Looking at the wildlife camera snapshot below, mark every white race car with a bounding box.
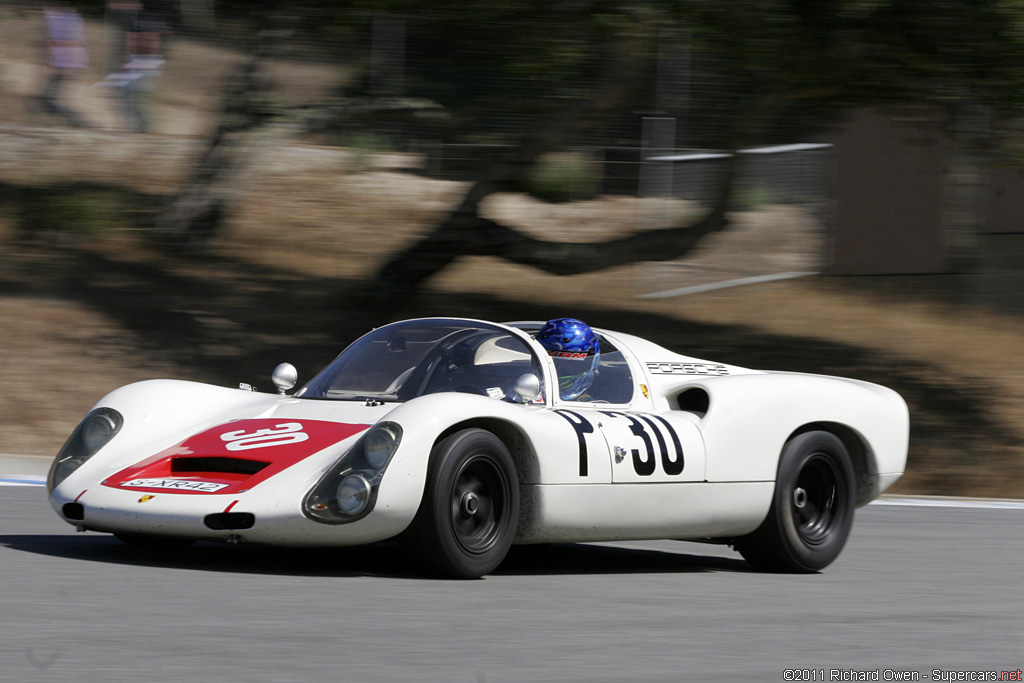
[48,318,908,578]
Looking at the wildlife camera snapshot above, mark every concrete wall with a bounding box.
[830,111,949,275]
[988,168,1024,235]
[980,169,1024,313]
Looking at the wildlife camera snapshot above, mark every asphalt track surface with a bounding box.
[2,486,1021,683]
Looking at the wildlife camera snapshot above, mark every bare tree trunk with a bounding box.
[155,23,280,249]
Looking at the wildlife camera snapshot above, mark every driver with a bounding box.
[536,318,600,400]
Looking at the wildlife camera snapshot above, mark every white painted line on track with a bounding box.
[0,454,50,485]
[0,476,46,487]
[871,496,1024,510]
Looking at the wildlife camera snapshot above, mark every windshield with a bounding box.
[297,319,545,403]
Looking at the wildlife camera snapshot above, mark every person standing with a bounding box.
[104,3,166,132]
[105,1,142,74]
[38,0,89,127]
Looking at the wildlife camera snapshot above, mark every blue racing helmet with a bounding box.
[536,318,600,400]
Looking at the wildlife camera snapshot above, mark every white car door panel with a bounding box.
[551,408,613,483]
[597,410,706,483]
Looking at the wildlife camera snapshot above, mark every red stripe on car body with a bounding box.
[102,419,369,495]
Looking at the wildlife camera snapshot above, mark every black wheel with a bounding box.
[114,533,195,549]
[735,431,855,572]
[405,428,519,578]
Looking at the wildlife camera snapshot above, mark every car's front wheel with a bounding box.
[405,428,519,579]
[735,430,855,572]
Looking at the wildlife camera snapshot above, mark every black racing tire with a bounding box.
[114,533,195,549]
[405,428,519,579]
[735,430,855,573]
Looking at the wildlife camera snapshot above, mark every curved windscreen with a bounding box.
[297,319,545,403]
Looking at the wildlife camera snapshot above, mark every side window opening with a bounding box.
[578,335,634,404]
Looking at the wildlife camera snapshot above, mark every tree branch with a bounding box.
[477,211,726,275]
[372,21,655,289]
[475,158,734,274]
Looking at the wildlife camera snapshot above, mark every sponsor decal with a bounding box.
[549,350,590,359]
[486,387,506,400]
[645,361,729,376]
[124,478,229,492]
[138,494,156,503]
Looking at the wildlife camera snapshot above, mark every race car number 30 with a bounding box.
[219,422,308,451]
[555,409,685,478]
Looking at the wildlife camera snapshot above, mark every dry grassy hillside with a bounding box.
[2,6,1023,497]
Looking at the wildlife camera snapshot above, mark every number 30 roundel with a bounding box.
[220,422,309,451]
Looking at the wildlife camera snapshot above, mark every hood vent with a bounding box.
[171,457,268,475]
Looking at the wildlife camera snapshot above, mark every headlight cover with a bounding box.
[47,408,123,493]
[337,474,372,515]
[364,423,401,468]
[303,422,403,524]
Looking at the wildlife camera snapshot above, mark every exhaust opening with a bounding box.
[204,512,256,530]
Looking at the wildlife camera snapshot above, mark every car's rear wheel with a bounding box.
[735,430,855,572]
[405,428,519,579]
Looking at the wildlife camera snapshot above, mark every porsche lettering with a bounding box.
[646,362,729,376]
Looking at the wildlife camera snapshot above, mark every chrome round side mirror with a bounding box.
[513,373,541,403]
[272,363,298,395]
